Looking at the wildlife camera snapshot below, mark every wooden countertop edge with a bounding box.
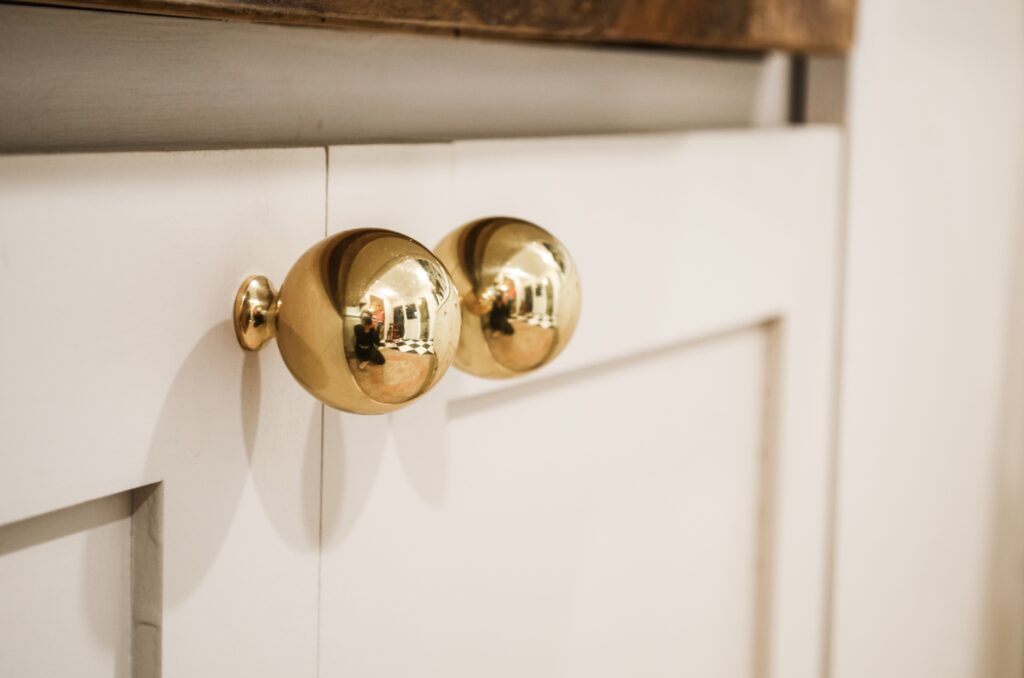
[7,0,854,54]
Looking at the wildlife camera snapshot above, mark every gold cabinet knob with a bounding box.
[435,217,581,379]
[233,229,462,414]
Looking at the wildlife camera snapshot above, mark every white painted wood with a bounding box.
[0,131,841,678]
[323,128,841,678]
[0,492,132,677]
[0,149,326,676]
[0,5,787,153]
[830,1,1024,677]
[324,327,768,678]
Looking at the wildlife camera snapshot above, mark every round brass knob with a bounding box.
[435,217,581,379]
[233,229,462,414]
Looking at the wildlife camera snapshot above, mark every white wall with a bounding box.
[832,1,1024,677]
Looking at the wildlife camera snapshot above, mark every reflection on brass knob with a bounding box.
[233,229,462,414]
[435,217,581,379]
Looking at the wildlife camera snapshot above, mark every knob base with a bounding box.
[234,275,279,351]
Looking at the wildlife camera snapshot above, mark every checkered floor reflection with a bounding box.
[383,338,435,355]
[511,314,557,330]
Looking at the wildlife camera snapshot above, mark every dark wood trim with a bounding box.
[11,0,854,53]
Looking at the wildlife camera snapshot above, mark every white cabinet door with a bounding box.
[0,149,325,677]
[321,128,841,678]
[0,129,840,678]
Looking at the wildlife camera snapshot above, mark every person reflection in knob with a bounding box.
[489,289,515,337]
[354,310,386,371]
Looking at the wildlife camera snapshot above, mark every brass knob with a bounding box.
[233,229,462,414]
[435,217,581,379]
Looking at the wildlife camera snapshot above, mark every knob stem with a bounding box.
[233,275,279,351]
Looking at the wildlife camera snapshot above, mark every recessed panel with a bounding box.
[0,492,133,677]
[320,327,768,677]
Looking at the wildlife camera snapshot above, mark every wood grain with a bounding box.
[15,0,854,52]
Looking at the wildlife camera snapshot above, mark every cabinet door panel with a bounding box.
[0,149,325,676]
[323,129,841,678]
